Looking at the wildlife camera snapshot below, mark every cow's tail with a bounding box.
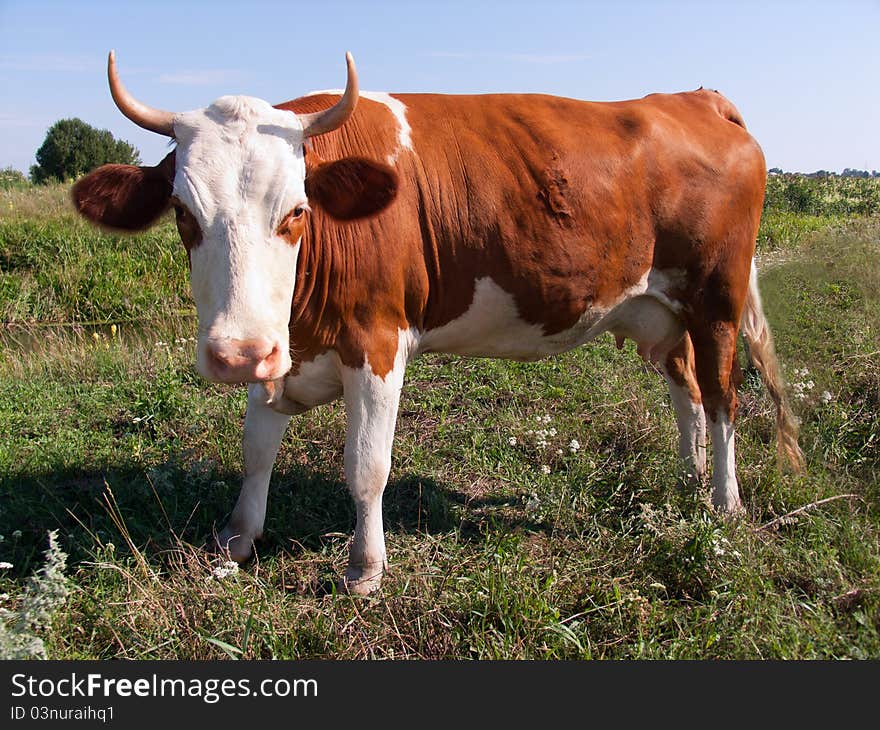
[740,259,805,472]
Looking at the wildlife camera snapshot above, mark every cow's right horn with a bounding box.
[107,50,175,137]
[298,52,359,138]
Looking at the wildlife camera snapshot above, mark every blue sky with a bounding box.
[1,0,878,174]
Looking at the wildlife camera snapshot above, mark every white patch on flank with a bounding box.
[173,95,307,379]
[306,89,412,164]
[417,269,686,362]
[418,278,559,360]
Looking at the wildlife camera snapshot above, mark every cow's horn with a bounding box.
[298,52,359,138]
[107,50,175,137]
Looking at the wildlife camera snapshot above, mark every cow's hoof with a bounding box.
[712,496,744,515]
[214,527,257,564]
[338,563,386,596]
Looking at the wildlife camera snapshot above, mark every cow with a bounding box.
[73,51,804,594]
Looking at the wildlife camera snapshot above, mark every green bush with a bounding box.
[764,174,880,217]
[0,167,30,191]
[29,118,140,185]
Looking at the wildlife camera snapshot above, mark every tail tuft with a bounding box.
[741,260,806,473]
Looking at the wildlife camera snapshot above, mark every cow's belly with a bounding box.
[416,272,685,362]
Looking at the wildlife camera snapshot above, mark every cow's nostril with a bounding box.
[208,343,233,371]
[264,343,281,366]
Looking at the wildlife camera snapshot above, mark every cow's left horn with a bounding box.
[107,50,175,137]
[298,52,359,138]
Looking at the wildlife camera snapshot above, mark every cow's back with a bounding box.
[281,88,765,365]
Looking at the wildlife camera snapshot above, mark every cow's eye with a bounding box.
[293,206,306,218]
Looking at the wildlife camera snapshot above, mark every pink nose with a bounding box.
[206,338,283,383]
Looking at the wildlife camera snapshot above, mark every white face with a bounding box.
[171,96,308,382]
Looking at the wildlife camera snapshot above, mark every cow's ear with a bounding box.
[305,156,398,221]
[72,152,174,232]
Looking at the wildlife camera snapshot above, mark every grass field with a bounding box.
[0,177,878,659]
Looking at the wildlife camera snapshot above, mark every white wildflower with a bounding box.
[540,465,551,475]
[11,531,21,539]
[508,436,517,446]
[556,449,563,456]
[820,391,833,404]
[548,428,557,437]
[0,562,12,570]
[569,439,581,453]
[211,561,239,580]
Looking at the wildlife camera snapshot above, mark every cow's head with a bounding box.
[73,51,397,383]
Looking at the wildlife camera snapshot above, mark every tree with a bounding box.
[29,118,140,184]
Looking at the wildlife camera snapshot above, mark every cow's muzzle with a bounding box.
[204,337,287,383]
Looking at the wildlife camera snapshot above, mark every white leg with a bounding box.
[217,383,291,562]
[339,357,406,595]
[661,369,707,483]
[709,409,741,512]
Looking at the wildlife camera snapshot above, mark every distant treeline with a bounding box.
[769,167,880,179]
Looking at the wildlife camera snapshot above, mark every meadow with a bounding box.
[0,175,878,659]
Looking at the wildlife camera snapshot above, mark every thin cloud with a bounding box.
[426,51,592,64]
[0,54,100,73]
[0,113,42,128]
[425,51,473,59]
[158,69,248,86]
[506,53,592,64]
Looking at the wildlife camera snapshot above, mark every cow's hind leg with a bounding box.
[661,334,707,485]
[217,383,292,562]
[339,355,406,595]
[688,318,743,513]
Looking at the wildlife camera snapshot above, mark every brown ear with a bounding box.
[71,152,174,232]
[305,156,398,221]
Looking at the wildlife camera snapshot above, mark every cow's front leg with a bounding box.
[217,382,292,562]
[340,361,405,595]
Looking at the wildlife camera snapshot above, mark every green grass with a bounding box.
[1,184,191,325]
[0,179,878,659]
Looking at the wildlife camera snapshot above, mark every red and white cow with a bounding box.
[74,51,803,593]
